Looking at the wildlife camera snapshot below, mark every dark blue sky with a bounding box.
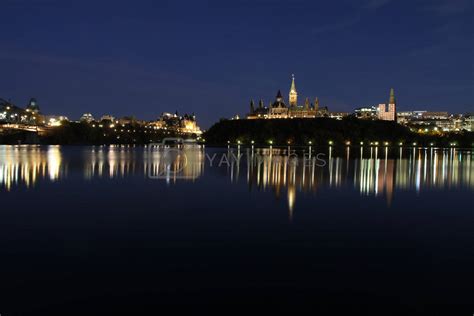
[1,0,473,127]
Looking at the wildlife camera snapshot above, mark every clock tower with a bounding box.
[289,74,298,107]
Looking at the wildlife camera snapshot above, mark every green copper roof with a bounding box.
[290,74,296,92]
[389,88,396,104]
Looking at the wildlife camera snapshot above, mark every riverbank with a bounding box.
[1,118,473,147]
[203,117,474,148]
[0,121,189,145]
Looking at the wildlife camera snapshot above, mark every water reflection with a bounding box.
[242,146,472,212]
[0,145,472,211]
[0,145,63,190]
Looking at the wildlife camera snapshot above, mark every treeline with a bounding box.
[42,121,183,145]
[204,117,474,147]
[0,122,181,145]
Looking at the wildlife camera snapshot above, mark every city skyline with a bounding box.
[1,1,473,313]
[1,0,473,127]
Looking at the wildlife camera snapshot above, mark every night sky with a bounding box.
[1,0,473,128]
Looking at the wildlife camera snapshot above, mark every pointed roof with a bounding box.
[290,74,296,92]
[389,88,396,104]
[276,90,283,99]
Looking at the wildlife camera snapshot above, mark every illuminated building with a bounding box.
[100,115,115,122]
[148,112,202,135]
[80,113,95,123]
[26,98,40,114]
[377,88,397,121]
[44,115,69,127]
[329,112,350,120]
[464,115,473,131]
[355,106,378,120]
[247,75,325,119]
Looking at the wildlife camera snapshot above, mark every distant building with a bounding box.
[396,110,471,132]
[421,112,449,119]
[100,115,115,122]
[117,116,145,126]
[26,98,40,114]
[44,115,69,127]
[148,112,202,135]
[355,106,378,120]
[329,112,350,120]
[463,114,473,132]
[377,88,397,121]
[80,113,95,123]
[247,75,324,119]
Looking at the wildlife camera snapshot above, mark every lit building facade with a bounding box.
[148,112,202,135]
[355,106,378,120]
[80,113,95,123]
[247,75,326,119]
[377,88,397,121]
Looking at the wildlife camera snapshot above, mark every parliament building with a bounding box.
[247,75,328,119]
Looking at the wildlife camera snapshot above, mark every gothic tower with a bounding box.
[289,74,298,107]
[314,97,319,112]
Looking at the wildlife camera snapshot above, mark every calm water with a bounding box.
[0,145,473,314]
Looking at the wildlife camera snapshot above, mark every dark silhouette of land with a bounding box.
[204,117,474,147]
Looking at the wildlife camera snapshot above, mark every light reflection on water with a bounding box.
[0,145,472,210]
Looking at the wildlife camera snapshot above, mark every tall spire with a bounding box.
[250,99,255,113]
[314,97,319,111]
[289,74,298,107]
[389,88,396,105]
[290,74,296,92]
